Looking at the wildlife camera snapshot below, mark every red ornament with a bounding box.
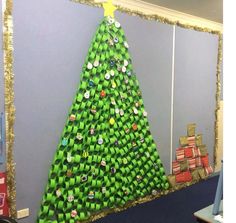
[100,90,106,98]
[132,123,138,131]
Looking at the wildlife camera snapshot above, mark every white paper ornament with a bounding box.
[68,195,74,202]
[87,62,93,70]
[133,107,138,115]
[105,73,110,80]
[93,60,99,67]
[111,99,116,105]
[110,70,115,76]
[98,138,103,145]
[143,111,148,117]
[102,187,106,193]
[124,41,129,48]
[84,91,90,99]
[67,153,72,163]
[56,189,62,197]
[120,109,124,116]
[122,66,127,73]
[108,17,115,24]
[115,21,121,28]
[124,60,129,67]
[115,108,120,114]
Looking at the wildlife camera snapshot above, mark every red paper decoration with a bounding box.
[176,171,192,183]
[0,172,9,216]
[100,90,106,98]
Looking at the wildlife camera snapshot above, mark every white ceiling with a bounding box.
[141,0,223,23]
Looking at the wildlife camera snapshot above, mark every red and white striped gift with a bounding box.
[201,154,209,167]
[187,158,196,170]
[172,161,181,175]
[176,148,185,161]
[204,166,213,175]
[194,147,201,157]
[195,157,203,167]
[187,136,196,146]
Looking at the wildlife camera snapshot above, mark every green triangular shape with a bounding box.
[37,17,169,223]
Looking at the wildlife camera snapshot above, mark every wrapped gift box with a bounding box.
[176,148,185,161]
[180,159,189,171]
[187,123,196,137]
[184,147,194,158]
[199,145,207,156]
[204,166,213,176]
[191,169,201,181]
[187,136,196,146]
[179,136,188,147]
[201,154,209,167]
[176,171,192,183]
[195,157,203,167]
[193,147,201,157]
[172,161,181,175]
[187,158,196,170]
[196,134,203,146]
[167,175,176,187]
[198,168,207,179]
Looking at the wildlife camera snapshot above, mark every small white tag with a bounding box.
[0,177,5,184]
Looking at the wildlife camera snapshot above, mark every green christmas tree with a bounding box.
[37,15,169,223]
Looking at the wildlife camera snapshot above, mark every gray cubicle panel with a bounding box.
[173,27,219,166]
[13,1,173,222]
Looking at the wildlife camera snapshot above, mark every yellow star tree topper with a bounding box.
[103,0,117,18]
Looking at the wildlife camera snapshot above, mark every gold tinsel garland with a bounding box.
[2,0,222,219]
[3,0,17,218]
[214,34,223,169]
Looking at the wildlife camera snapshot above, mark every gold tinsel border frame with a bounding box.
[3,0,17,218]
[1,0,222,220]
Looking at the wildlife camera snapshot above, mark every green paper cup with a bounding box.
[77,94,83,102]
[67,125,73,132]
[80,102,86,109]
[110,196,115,203]
[58,176,64,184]
[90,203,96,210]
[105,190,110,198]
[57,201,64,209]
[96,204,101,210]
[85,202,90,209]
[103,201,108,207]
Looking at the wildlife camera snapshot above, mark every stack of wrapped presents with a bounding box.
[169,124,213,187]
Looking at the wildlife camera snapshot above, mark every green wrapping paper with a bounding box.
[38,16,169,223]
